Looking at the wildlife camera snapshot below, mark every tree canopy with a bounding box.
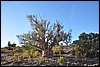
[72,32,99,58]
[16,14,72,53]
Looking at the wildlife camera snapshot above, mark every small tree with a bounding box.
[17,14,72,57]
[72,32,99,58]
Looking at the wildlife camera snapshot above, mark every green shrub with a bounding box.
[34,51,41,57]
[14,53,19,59]
[58,56,64,63]
[5,49,9,53]
[22,51,29,58]
[52,45,63,55]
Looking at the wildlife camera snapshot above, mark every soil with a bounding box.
[1,53,99,66]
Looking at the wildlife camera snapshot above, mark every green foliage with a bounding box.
[31,46,40,53]
[4,49,9,53]
[14,53,19,59]
[16,14,72,58]
[22,51,29,58]
[4,46,9,50]
[58,56,64,63]
[21,44,31,51]
[21,44,41,58]
[16,14,72,56]
[52,45,63,55]
[72,32,99,58]
[71,44,83,57]
[15,46,23,52]
[40,56,47,62]
[33,51,41,57]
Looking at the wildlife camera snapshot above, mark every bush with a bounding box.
[33,51,41,57]
[72,33,99,58]
[40,56,47,62]
[5,49,9,53]
[52,45,63,55]
[22,51,29,58]
[58,56,64,63]
[14,53,19,59]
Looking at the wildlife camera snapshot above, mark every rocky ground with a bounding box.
[1,55,99,66]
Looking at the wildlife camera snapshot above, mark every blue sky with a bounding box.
[1,1,99,47]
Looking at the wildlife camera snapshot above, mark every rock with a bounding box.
[84,64,87,66]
